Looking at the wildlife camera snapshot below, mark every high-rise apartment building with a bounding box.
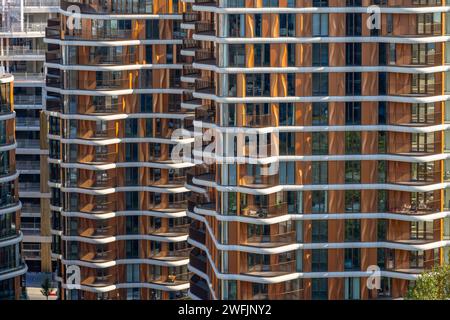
[1,0,58,273]
[0,70,27,299]
[44,1,193,299]
[185,0,450,300]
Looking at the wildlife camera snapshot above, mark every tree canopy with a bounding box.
[406,264,450,300]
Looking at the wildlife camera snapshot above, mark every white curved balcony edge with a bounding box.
[191,241,421,284]
[0,232,23,248]
[192,5,450,15]
[0,202,22,217]
[192,178,450,194]
[193,34,450,45]
[193,63,450,75]
[44,38,183,46]
[181,22,195,30]
[193,92,450,104]
[51,229,63,236]
[61,209,187,220]
[192,150,450,164]
[59,257,189,268]
[58,9,183,20]
[189,213,450,254]
[46,87,184,96]
[0,171,20,183]
[0,74,14,83]
[59,281,189,293]
[45,110,193,121]
[51,159,193,170]
[45,62,183,71]
[197,120,450,134]
[0,264,28,282]
[189,260,417,287]
[47,134,194,146]
[185,182,208,194]
[0,142,17,152]
[0,111,15,121]
[191,206,450,224]
[61,234,188,244]
[56,184,190,195]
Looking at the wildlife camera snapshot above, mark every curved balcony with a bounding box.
[244,231,296,248]
[61,0,155,14]
[388,200,440,216]
[79,200,117,214]
[80,250,116,263]
[149,224,190,237]
[150,247,192,262]
[388,110,442,127]
[252,288,305,300]
[78,151,118,164]
[242,260,296,277]
[78,226,115,238]
[149,272,191,286]
[81,274,116,287]
[240,202,293,219]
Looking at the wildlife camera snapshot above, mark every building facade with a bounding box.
[185,0,450,300]
[44,0,194,299]
[0,70,27,299]
[1,0,59,273]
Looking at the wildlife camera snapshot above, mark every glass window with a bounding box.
[312,162,328,184]
[279,14,296,37]
[345,219,361,242]
[312,190,327,213]
[345,72,361,95]
[345,102,361,125]
[312,249,328,271]
[312,278,328,300]
[312,132,328,155]
[345,132,361,154]
[312,13,328,36]
[346,13,362,36]
[344,278,360,300]
[312,43,328,67]
[312,73,328,96]
[312,102,328,125]
[346,43,361,66]
[344,248,361,271]
[312,221,328,242]
[345,190,361,212]
[345,161,361,183]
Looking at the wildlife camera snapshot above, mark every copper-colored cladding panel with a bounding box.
[0,75,24,298]
[45,3,191,299]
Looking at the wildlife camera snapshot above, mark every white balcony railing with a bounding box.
[16,118,40,127]
[19,182,41,192]
[16,139,40,149]
[0,23,47,34]
[14,96,43,105]
[24,0,60,6]
[0,48,45,57]
[16,161,41,171]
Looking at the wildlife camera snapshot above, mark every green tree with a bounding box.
[406,264,450,300]
[40,277,53,300]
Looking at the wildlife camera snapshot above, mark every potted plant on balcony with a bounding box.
[241,205,249,215]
